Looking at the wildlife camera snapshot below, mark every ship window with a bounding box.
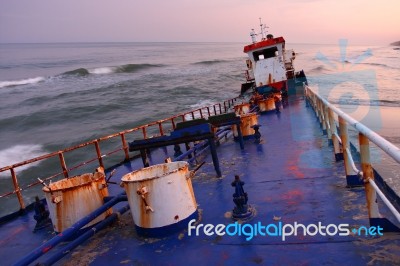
[253,47,278,61]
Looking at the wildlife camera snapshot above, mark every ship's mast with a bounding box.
[250,29,257,44]
[249,18,269,43]
[259,18,268,41]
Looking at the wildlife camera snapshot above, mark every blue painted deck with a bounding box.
[1,96,400,265]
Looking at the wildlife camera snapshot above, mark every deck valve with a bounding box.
[231,175,255,220]
[251,124,262,144]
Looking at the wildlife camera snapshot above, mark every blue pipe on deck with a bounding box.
[188,130,231,163]
[174,145,199,161]
[174,127,230,162]
[14,193,127,266]
[39,204,130,266]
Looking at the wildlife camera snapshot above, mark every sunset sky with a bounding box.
[1,0,399,45]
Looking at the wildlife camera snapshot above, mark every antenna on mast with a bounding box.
[259,18,268,41]
[250,29,257,44]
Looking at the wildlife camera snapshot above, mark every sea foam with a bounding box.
[0,77,45,88]
[90,67,114,74]
[0,144,46,177]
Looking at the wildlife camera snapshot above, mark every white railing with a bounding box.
[305,84,400,224]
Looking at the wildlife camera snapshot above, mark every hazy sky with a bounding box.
[1,0,399,45]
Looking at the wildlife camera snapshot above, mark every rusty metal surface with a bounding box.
[43,171,111,232]
[0,97,238,209]
[233,113,258,137]
[121,161,197,229]
[53,96,399,265]
[1,96,400,265]
[258,98,276,112]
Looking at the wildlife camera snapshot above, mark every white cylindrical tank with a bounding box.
[121,161,198,237]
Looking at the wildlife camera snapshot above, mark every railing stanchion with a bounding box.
[328,109,342,161]
[323,105,329,136]
[10,168,25,210]
[94,140,104,169]
[359,133,380,218]
[142,127,147,139]
[339,116,353,178]
[317,98,323,126]
[58,152,69,178]
[158,122,164,136]
[120,133,130,161]
[171,118,176,130]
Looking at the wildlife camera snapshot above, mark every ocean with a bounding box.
[0,41,399,215]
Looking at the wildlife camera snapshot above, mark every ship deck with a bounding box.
[2,96,400,265]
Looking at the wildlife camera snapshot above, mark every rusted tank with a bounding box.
[258,98,276,112]
[233,112,259,137]
[42,169,111,232]
[234,103,250,115]
[121,161,197,236]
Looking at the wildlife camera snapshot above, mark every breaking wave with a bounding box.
[114,63,163,73]
[193,60,227,65]
[62,63,163,76]
[89,67,114,74]
[308,65,330,74]
[0,77,45,88]
[0,144,46,177]
[0,63,164,88]
[61,68,90,76]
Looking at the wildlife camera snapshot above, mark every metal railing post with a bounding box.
[328,109,343,161]
[317,99,324,128]
[10,168,25,210]
[171,118,176,130]
[58,152,69,178]
[158,122,164,136]
[94,140,104,169]
[339,116,356,183]
[120,133,130,161]
[323,105,331,138]
[359,133,380,218]
[142,127,147,139]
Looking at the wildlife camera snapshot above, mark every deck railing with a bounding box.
[305,85,400,224]
[0,97,239,212]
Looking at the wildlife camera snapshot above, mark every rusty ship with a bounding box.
[1,20,400,265]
